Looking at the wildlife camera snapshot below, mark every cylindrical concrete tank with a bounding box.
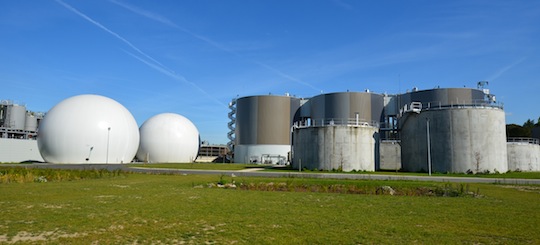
[400,107,508,173]
[308,92,384,125]
[9,105,26,130]
[292,125,378,171]
[507,140,540,171]
[291,92,383,171]
[24,113,38,132]
[234,95,301,164]
[398,88,485,109]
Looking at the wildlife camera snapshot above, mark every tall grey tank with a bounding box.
[307,92,384,125]
[24,113,38,132]
[399,88,507,173]
[9,105,27,130]
[234,95,300,164]
[292,92,384,171]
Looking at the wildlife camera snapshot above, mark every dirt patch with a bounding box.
[0,230,88,244]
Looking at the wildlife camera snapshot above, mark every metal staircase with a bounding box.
[227,98,236,151]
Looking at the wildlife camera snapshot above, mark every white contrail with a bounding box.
[55,0,166,69]
[109,0,322,92]
[487,57,527,81]
[123,50,227,107]
[55,0,226,107]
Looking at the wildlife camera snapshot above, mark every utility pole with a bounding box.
[106,127,111,164]
[426,118,432,176]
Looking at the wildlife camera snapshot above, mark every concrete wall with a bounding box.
[507,143,540,171]
[0,138,43,163]
[379,141,401,170]
[234,144,290,164]
[400,107,507,173]
[292,125,378,171]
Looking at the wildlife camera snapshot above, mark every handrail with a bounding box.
[422,99,504,110]
[507,137,540,145]
[293,118,380,128]
[399,99,504,118]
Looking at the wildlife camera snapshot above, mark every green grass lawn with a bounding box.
[1,168,539,244]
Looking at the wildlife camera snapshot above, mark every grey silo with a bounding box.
[399,88,508,173]
[233,95,300,164]
[291,92,384,171]
[8,104,27,130]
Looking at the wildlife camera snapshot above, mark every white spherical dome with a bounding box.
[136,113,200,163]
[37,94,140,164]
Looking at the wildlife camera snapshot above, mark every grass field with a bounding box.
[1,167,539,244]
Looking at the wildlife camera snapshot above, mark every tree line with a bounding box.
[506,117,540,138]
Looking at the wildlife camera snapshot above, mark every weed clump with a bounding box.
[203,176,480,197]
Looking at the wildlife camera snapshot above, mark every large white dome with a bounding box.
[136,113,200,163]
[37,94,140,164]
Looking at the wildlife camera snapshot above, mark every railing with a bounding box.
[507,137,540,145]
[293,118,379,128]
[399,99,504,118]
[421,99,504,110]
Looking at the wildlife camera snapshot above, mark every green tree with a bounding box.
[506,124,529,137]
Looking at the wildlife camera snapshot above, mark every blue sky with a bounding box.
[1,0,539,144]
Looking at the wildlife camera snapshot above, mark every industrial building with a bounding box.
[0,100,44,162]
[0,100,43,140]
[228,84,540,173]
[1,83,539,173]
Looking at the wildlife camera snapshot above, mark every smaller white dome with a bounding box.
[136,113,200,163]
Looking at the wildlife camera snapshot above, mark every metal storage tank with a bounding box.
[399,88,507,173]
[291,92,384,171]
[24,113,38,132]
[9,104,27,130]
[308,92,384,125]
[507,138,540,172]
[233,95,301,164]
[398,88,485,109]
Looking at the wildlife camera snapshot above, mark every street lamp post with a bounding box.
[426,118,432,176]
[106,127,111,164]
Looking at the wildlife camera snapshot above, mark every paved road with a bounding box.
[6,163,540,185]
